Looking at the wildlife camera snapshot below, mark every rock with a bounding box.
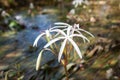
[0,64,9,71]
[106,68,113,79]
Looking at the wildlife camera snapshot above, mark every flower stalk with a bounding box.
[63,62,69,80]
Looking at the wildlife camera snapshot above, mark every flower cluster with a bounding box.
[33,22,94,70]
[72,0,88,8]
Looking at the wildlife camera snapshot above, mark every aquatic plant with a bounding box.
[33,22,94,80]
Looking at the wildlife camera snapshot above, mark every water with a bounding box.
[0,12,58,75]
[15,13,57,45]
[14,13,58,66]
[15,14,57,30]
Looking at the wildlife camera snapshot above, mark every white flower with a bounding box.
[34,22,94,70]
[51,22,94,42]
[72,0,84,7]
[44,26,90,62]
[29,2,34,9]
[72,0,88,7]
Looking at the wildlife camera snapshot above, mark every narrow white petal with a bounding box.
[70,34,90,42]
[67,26,72,35]
[50,29,66,36]
[71,28,82,35]
[73,23,93,37]
[33,33,45,47]
[78,28,94,37]
[36,50,44,71]
[68,38,82,59]
[71,28,86,43]
[73,29,91,43]
[44,48,55,54]
[74,29,82,34]
[54,22,71,27]
[36,48,54,70]
[46,30,50,37]
[58,39,67,62]
[50,26,67,30]
[44,37,65,48]
[54,29,67,37]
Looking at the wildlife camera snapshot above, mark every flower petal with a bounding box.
[50,26,67,30]
[46,30,50,37]
[67,26,72,35]
[44,37,65,48]
[68,38,82,59]
[54,22,71,27]
[58,39,67,62]
[33,33,45,47]
[54,28,67,37]
[36,49,44,71]
[50,29,66,36]
[73,24,94,37]
[36,48,54,71]
[70,34,90,42]
[78,28,94,37]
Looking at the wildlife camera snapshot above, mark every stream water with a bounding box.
[0,11,59,78]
